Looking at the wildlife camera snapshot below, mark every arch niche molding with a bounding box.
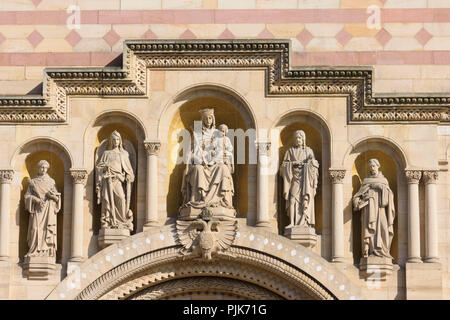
[46,225,364,300]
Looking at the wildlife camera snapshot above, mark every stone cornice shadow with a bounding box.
[0,39,448,124]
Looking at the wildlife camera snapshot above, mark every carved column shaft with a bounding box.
[256,142,270,228]
[0,170,14,261]
[423,170,439,263]
[144,141,161,229]
[70,169,87,262]
[405,170,422,263]
[329,169,345,263]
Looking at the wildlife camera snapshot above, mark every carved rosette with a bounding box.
[328,169,346,184]
[423,170,439,184]
[144,141,161,156]
[405,170,422,184]
[0,170,14,184]
[70,169,88,185]
[256,142,271,156]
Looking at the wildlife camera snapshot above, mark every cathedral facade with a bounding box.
[0,1,449,300]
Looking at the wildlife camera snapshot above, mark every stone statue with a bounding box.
[353,159,395,259]
[180,108,235,220]
[280,130,319,247]
[24,160,61,258]
[96,130,135,232]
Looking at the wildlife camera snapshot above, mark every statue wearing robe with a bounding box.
[25,161,61,258]
[280,130,319,228]
[353,159,395,258]
[96,131,135,231]
[181,109,234,211]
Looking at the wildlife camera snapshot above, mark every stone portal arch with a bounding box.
[46,225,364,300]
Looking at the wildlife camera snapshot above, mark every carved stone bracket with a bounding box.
[405,170,422,184]
[256,141,271,156]
[422,170,439,184]
[0,39,448,123]
[329,169,346,184]
[143,141,161,156]
[0,170,14,184]
[69,169,88,185]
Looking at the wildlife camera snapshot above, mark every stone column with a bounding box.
[69,169,87,263]
[405,170,422,263]
[256,142,271,228]
[329,169,346,263]
[143,141,161,229]
[423,170,439,263]
[0,170,14,261]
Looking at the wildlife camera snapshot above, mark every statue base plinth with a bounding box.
[23,256,56,280]
[98,228,130,249]
[359,256,393,280]
[179,206,236,221]
[284,226,317,248]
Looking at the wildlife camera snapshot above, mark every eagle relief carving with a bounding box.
[176,208,238,260]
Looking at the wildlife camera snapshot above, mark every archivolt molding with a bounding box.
[46,225,364,300]
[127,277,283,300]
[0,40,448,124]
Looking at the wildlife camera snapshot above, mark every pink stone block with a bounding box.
[80,11,99,24]
[27,30,44,48]
[218,28,235,39]
[433,51,450,64]
[359,52,377,65]
[375,28,392,47]
[377,51,433,65]
[141,29,158,39]
[11,53,46,66]
[415,28,433,46]
[16,11,65,25]
[433,9,450,22]
[257,28,275,39]
[179,29,197,39]
[0,54,11,66]
[296,28,313,47]
[0,12,16,25]
[65,30,82,47]
[46,53,90,66]
[99,10,142,24]
[172,10,214,24]
[335,52,359,65]
[141,11,174,23]
[103,29,121,47]
[335,28,353,47]
[382,9,434,23]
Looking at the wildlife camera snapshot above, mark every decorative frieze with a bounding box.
[0,170,14,184]
[405,170,422,184]
[0,39,447,123]
[143,141,161,156]
[329,169,346,184]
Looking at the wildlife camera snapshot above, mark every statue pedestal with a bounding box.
[179,206,236,221]
[98,228,130,249]
[23,256,56,280]
[284,226,317,248]
[359,256,393,280]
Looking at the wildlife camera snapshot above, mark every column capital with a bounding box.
[69,168,88,185]
[405,170,422,184]
[143,140,161,156]
[0,170,14,184]
[256,141,271,156]
[328,169,346,184]
[422,170,439,184]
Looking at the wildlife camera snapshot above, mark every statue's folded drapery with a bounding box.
[353,173,395,258]
[25,174,61,257]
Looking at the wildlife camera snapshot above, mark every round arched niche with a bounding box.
[166,95,253,218]
[272,111,331,237]
[351,150,399,264]
[93,123,139,235]
[10,136,74,265]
